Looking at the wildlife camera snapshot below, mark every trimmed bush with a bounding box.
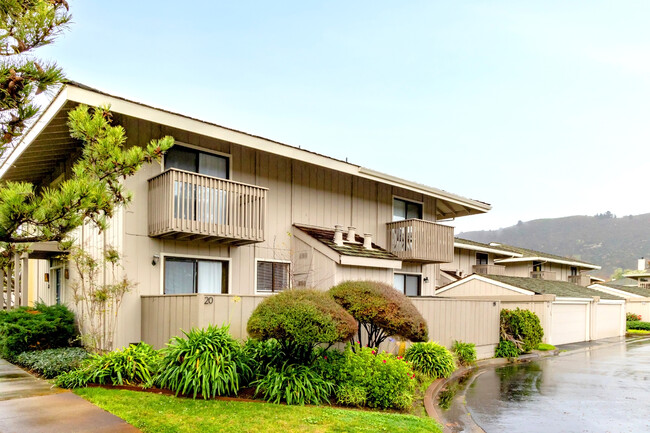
[334,345,416,410]
[499,308,543,354]
[55,343,160,388]
[329,280,428,348]
[156,325,250,399]
[627,313,642,322]
[253,362,334,405]
[247,289,356,363]
[0,303,78,361]
[627,321,650,331]
[405,342,456,379]
[15,347,89,378]
[451,340,477,367]
[494,340,519,359]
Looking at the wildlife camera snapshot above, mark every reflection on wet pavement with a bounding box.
[439,338,650,433]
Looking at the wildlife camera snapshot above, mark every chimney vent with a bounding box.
[333,225,344,246]
[363,233,373,250]
[639,257,646,271]
[347,226,357,243]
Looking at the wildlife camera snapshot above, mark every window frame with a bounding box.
[393,272,422,297]
[255,258,291,294]
[162,142,231,180]
[160,253,231,295]
[476,252,489,265]
[392,196,424,222]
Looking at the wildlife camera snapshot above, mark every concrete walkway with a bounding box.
[0,359,140,433]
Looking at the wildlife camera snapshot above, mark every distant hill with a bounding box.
[459,213,650,278]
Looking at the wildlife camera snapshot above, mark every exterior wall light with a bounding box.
[152,255,160,266]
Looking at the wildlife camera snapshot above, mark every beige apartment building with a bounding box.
[0,83,491,348]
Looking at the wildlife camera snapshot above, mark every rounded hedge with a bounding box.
[329,280,428,345]
[500,308,544,353]
[247,289,357,349]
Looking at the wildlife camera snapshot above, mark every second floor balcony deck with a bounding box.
[148,169,267,245]
[386,219,454,263]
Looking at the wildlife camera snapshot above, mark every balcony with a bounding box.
[472,264,507,276]
[386,219,453,263]
[640,282,650,290]
[148,169,267,245]
[530,270,557,280]
[568,274,591,286]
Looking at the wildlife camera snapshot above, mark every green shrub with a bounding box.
[627,321,650,331]
[494,340,519,358]
[334,345,415,410]
[0,303,78,361]
[156,325,249,399]
[54,343,160,388]
[404,342,456,379]
[247,289,356,363]
[451,340,477,367]
[500,308,543,354]
[241,338,285,384]
[15,347,89,378]
[329,281,428,348]
[627,313,642,322]
[253,362,334,405]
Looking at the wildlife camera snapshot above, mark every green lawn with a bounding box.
[536,343,557,351]
[626,329,650,335]
[75,388,442,433]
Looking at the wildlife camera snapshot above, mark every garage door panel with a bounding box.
[552,303,588,345]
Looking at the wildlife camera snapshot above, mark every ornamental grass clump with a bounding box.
[404,342,456,379]
[253,362,334,405]
[247,289,356,363]
[329,280,428,348]
[55,343,160,388]
[451,340,477,367]
[155,325,250,399]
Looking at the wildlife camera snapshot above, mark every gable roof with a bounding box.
[590,282,650,298]
[489,243,600,270]
[0,82,490,220]
[622,270,650,279]
[454,238,523,257]
[479,275,622,299]
[293,224,398,261]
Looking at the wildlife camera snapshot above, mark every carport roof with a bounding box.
[592,282,650,298]
[477,275,625,300]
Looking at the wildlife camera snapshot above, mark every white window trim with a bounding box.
[162,141,232,180]
[393,271,423,296]
[159,252,232,295]
[254,258,291,295]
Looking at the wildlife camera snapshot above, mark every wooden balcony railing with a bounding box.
[530,270,557,281]
[386,219,453,263]
[148,169,267,245]
[639,282,650,289]
[568,274,591,286]
[472,264,507,276]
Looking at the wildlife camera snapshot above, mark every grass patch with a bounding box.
[627,329,650,335]
[75,387,441,433]
[536,343,556,351]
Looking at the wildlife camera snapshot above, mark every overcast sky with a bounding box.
[37,1,650,232]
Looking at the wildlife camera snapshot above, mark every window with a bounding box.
[532,261,542,272]
[164,257,228,294]
[570,266,578,276]
[165,145,229,179]
[257,261,290,293]
[476,253,488,265]
[393,198,422,222]
[394,273,421,296]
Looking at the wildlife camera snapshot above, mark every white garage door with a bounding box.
[595,303,623,340]
[551,303,588,345]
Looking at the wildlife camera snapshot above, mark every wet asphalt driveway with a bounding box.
[443,337,650,433]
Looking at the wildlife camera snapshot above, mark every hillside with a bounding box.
[459,213,650,278]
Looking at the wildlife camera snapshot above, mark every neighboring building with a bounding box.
[622,258,650,289]
[437,274,626,345]
[0,82,491,348]
[439,239,601,287]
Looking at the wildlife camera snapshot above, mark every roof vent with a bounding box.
[347,226,357,243]
[363,233,373,250]
[333,225,344,246]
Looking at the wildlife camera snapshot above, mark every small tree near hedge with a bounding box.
[247,289,356,363]
[329,280,428,348]
[499,308,544,354]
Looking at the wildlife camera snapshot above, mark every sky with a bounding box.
[35,1,650,233]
